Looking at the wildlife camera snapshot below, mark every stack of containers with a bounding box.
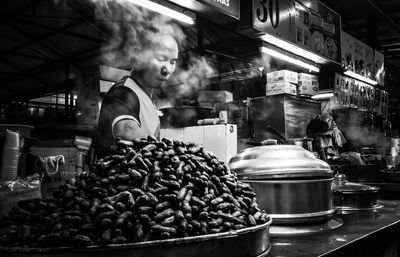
[266,70,298,96]
[298,73,319,97]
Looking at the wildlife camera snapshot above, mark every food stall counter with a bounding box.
[269,200,400,257]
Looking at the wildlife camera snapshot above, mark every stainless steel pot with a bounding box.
[0,221,272,257]
[332,173,381,211]
[287,138,313,152]
[229,145,334,224]
[248,178,333,223]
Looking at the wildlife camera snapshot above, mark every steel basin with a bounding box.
[244,178,334,224]
[0,221,272,257]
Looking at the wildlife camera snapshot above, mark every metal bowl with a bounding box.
[0,221,272,257]
[332,174,381,211]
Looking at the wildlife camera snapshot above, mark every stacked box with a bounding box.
[266,70,299,84]
[266,82,297,96]
[266,70,298,97]
[298,73,319,96]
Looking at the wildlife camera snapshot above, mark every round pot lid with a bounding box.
[228,145,333,179]
[332,174,380,193]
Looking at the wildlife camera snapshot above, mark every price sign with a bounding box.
[252,0,296,43]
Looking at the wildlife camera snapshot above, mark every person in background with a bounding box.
[96,24,183,156]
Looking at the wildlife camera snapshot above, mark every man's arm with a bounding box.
[113,119,148,140]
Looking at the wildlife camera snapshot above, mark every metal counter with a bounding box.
[269,200,400,257]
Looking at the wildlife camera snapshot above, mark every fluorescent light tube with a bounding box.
[311,92,334,100]
[343,70,378,85]
[261,46,320,73]
[127,0,195,25]
[261,34,328,64]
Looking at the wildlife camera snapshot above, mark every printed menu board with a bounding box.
[341,31,384,86]
[334,72,388,117]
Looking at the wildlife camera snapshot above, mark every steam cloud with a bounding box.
[163,54,216,104]
[86,0,218,103]
[334,110,386,147]
[88,0,186,68]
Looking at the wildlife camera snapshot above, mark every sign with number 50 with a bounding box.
[253,0,296,43]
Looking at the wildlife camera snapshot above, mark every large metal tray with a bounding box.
[0,220,272,257]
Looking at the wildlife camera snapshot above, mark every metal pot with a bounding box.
[159,106,213,128]
[0,221,272,257]
[229,145,334,224]
[287,138,313,152]
[332,173,381,211]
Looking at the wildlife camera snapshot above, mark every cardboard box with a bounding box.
[198,90,233,103]
[298,73,319,96]
[266,82,297,96]
[266,70,298,84]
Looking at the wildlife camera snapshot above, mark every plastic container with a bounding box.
[0,129,20,181]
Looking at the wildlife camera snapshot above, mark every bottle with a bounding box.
[0,129,20,181]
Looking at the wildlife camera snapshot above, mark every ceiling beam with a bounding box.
[13,18,106,44]
[2,22,65,59]
[9,52,55,62]
[0,0,47,21]
[0,18,86,58]
[0,58,52,88]
[367,0,400,40]
[2,46,102,84]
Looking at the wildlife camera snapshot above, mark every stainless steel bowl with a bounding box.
[332,173,382,211]
[0,221,272,257]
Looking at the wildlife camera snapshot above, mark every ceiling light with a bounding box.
[261,46,320,73]
[311,90,334,100]
[343,70,378,85]
[126,0,195,25]
[261,34,330,64]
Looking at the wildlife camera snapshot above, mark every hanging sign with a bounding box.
[197,0,240,19]
[252,0,296,43]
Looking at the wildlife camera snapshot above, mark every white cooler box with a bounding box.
[160,124,237,163]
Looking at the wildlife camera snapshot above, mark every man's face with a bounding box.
[136,34,179,89]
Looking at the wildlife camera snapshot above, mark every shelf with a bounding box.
[32,123,96,132]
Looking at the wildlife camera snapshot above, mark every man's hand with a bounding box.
[113,119,147,140]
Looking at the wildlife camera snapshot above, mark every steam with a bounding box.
[253,54,271,72]
[85,0,219,106]
[334,110,386,147]
[344,125,382,146]
[162,54,216,104]
[88,0,186,68]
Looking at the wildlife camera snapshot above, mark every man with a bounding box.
[96,25,181,156]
